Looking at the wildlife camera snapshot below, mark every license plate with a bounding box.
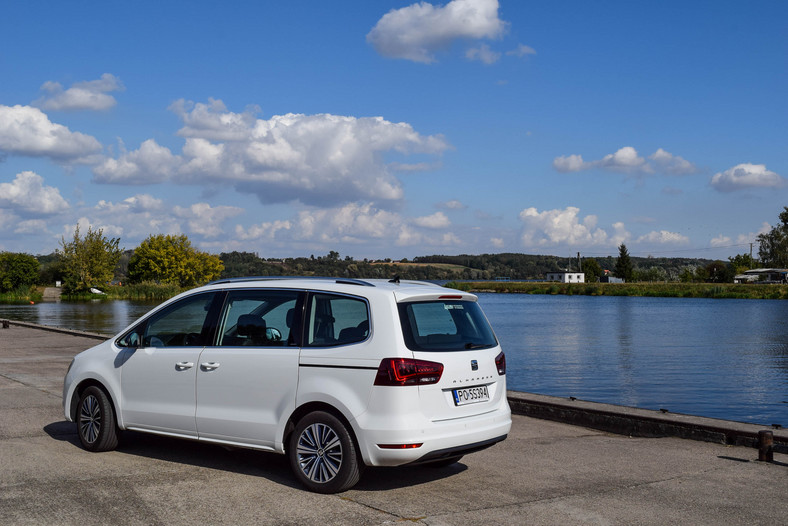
[452,385,490,406]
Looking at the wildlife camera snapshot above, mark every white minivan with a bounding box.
[63,277,511,493]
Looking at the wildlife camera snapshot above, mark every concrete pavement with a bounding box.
[1,322,786,525]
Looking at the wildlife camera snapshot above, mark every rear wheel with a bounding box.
[288,411,363,493]
[76,386,118,452]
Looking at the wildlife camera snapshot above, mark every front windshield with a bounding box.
[398,300,498,352]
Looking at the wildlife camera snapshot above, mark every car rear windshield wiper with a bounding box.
[464,342,489,349]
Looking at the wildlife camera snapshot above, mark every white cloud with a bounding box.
[0,171,69,215]
[93,139,180,184]
[552,154,587,173]
[296,203,403,242]
[506,43,536,58]
[235,220,292,241]
[491,237,504,248]
[14,219,48,234]
[93,100,449,207]
[0,105,102,160]
[710,163,783,192]
[413,211,450,229]
[367,0,506,64]
[519,206,626,247]
[173,203,244,238]
[710,235,731,247]
[466,43,501,64]
[636,230,690,244]
[554,147,699,176]
[648,148,698,175]
[34,73,124,111]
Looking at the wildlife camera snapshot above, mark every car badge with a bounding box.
[471,360,478,371]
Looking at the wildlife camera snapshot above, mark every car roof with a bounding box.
[200,276,477,302]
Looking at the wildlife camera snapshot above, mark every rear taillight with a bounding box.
[495,351,506,376]
[374,358,444,386]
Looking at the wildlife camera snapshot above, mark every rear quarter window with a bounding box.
[398,300,497,352]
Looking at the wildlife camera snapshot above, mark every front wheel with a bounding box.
[76,385,119,452]
[288,411,363,493]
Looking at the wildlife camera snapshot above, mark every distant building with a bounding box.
[733,268,788,284]
[546,271,585,283]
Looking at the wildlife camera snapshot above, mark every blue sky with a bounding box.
[1,0,785,261]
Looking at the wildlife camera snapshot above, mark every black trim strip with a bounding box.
[299,363,378,371]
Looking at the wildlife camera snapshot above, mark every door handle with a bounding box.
[200,362,221,371]
[175,361,194,370]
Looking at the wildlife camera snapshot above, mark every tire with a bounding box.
[288,411,363,493]
[426,455,463,468]
[77,385,119,452]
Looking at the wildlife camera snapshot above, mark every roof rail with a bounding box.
[206,276,375,287]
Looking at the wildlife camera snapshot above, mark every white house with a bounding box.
[546,271,585,283]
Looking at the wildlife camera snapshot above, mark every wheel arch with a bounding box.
[283,402,362,461]
[69,379,119,426]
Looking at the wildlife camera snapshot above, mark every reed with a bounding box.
[446,281,788,300]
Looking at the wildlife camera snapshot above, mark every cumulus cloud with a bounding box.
[648,148,698,175]
[0,105,102,160]
[491,237,504,248]
[553,147,699,176]
[367,0,507,64]
[710,235,731,247]
[235,220,292,241]
[93,139,180,184]
[33,73,124,111]
[635,230,690,244]
[710,163,783,192]
[412,211,450,228]
[519,206,629,247]
[173,203,244,237]
[0,171,69,215]
[93,100,449,207]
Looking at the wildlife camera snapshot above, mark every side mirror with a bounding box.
[266,327,282,342]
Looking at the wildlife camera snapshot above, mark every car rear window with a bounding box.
[398,300,498,352]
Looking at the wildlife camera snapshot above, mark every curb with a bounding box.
[1,319,110,340]
[507,391,787,454]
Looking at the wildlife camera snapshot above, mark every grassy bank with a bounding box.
[0,286,43,303]
[58,282,184,302]
[446,281,788,300]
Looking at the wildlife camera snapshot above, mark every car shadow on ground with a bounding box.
[44,421,467,492]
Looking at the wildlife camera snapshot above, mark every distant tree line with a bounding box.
[3,206,788,295]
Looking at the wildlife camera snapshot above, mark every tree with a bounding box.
[0,252,40,292]
[614,244,634,282]
[128,234,223,287]
[581,258,603,282]
[705,261,730,283]
[757,207,788,267]
[58,225,122,293]
[729,253,755,275]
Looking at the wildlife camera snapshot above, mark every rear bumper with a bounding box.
[353,403,512,466]
[409,434,508,465]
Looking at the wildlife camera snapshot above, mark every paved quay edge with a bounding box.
[3,318,786,455]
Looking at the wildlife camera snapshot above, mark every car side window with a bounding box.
[136,292,219,347]
[217,289,300,347]
[306,293,369,347]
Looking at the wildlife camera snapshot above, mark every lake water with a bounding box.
[1,294,786,426]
